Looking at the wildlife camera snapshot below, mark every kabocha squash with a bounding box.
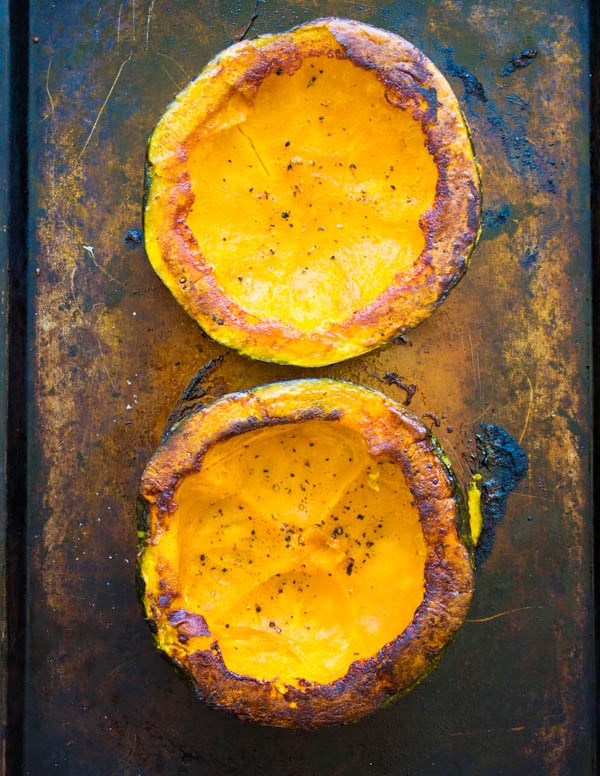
[144,18,481,367]
[138,379,474,727]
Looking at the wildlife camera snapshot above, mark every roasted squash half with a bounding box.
[144,18,481,366]
[138,379,474,727]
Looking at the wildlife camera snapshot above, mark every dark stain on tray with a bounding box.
[124,228,144,249]
[164,355,226,435]
[472,422,528,567]
[375,371,417,405]
[439,47,487,103]
[481,203,514,237]
[501,48,538,77]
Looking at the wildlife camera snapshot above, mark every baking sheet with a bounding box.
[19,0,594,773]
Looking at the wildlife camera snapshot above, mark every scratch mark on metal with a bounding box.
[159,63,183,90]
[117,1,123,45]
[122,733,138,772]
[193,21,210,48]
[506,92,530,112]
[509,490,550,502]
[41,56,55,122]
[70,253,119,395]
[468,331,476,377]
[131,0,136,41]
[97,337,118,393]
[146,0,157,51]
[446,725,527,738]
[236,0,260,41]
[77,53,133,164]
[441,309,467,354]
[470,404,492,423]
[518,369,534,444]
[157,51,193,80]
[82,244,131,290]
[467,605,545,623]
[467,332,484,411]
[69,265,84,320]
[106,664,125,685]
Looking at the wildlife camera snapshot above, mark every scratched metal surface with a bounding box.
[26,1,593,774]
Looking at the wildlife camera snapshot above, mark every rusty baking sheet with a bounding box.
[4,0,595,773]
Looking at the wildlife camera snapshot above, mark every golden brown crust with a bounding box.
[138,379,474,727]
[144,18,481,366]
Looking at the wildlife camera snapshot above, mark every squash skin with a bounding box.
[144,18,482,367]
[137,379,474,728]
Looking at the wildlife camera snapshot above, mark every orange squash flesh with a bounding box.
[144,18,481,366]
[185,56,438,333]
[146,420,426,686]
[138,379,474,726]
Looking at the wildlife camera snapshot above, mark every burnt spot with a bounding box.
[168,609,212,638]
[379,63,438,121]
[440,47,487,103]
[375,372,416,406]
[124,228,143,248]
[222,416,262,440]
[472,422,528,567]
[155,583,178,609]
[334,25,431,86]
[416,85,438,125]
[422,412,441,428]
[164,355,226,436]
[519,249,539,272]
[235,0,260,42]
[481,203,518,239]
[483,204,510,228]
[295,408,343,423]
[501,48,538,77]
[485,94,555,182]
[221,407,345,440]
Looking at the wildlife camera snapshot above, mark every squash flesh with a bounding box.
[185,56,438,332]
[149,420,426,686]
